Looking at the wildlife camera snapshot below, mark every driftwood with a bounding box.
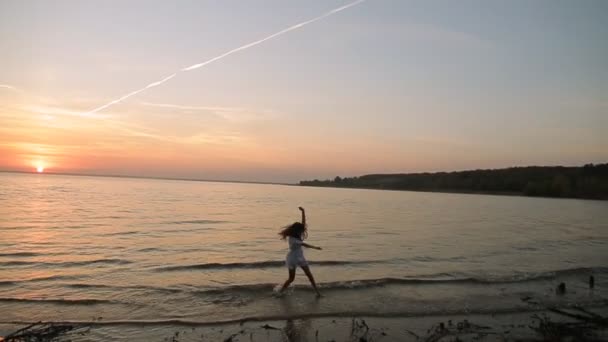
[549,307,608,326]
[260,324,281,331]
[2,322,88,342]
[530,313,605,341]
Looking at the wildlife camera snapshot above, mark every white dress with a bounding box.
[285,236,308,269]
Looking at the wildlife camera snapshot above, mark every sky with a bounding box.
[1,0,607,183]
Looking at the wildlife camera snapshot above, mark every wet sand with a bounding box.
[2,306,607,341]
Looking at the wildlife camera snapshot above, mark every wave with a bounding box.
[50,278,455,296]
[7,303,608,328]
[155,259,388,272]
[0,298,114,305]
[102,231,141,237]
[193,277,506,295]
[156,255,559,272]
[50,266,606,299]
[0,275,85,287]
[0,225,38,230]
[0,252,41,257]
[26,274,84,282]
[64,283,183,294]
[551,266,608,277]
[409,255,466,262]
[137,247,165,253]
[49,276,482,297]
[0,258,132,268]
[193,266,607,294]
[0,261,35,266]
[162,219,229,225]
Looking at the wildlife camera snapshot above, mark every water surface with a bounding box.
[1,172,607,327]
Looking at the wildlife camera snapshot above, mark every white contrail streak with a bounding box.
[85,0,366,115]
[0,84,18,91]
[86,73,177,114]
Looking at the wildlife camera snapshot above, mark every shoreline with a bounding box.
[297,183,608,201]
[2,306,607,341]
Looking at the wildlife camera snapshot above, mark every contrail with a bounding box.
[86,0,366,115]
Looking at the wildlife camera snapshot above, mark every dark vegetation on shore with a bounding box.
[300,163,608,200]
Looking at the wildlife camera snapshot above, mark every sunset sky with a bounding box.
[1,0,606,183]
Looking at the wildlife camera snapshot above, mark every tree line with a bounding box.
[299,163,608,200]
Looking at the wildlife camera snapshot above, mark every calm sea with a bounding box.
[1,172,607,334]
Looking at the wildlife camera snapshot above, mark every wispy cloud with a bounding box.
[0,142,68,156]
[21,104,109,119]
[0,86,107,120]
[140,102,243,112]
[106,121,247,146]
[0,84,24,94]
[84,0,367,115]
[140,102,277,122]
[0,83,256,161]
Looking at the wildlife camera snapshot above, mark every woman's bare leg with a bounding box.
[280,268,296,292]
[301,266,321,297]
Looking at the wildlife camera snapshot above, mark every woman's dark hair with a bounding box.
[279,222,307,240]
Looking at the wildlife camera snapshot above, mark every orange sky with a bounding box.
[1,1,606,182]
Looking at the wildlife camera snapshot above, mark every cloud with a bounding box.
[0,84,25,95]
[21,104,109,119]
[0,86,255,159]
[139,102,277,122]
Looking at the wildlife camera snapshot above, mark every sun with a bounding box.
[33,160,47,173]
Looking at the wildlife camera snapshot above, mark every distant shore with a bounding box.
[300,163,608,201]
[298,183,587,201]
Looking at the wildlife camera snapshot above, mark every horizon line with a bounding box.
[1,161,603,186]
[0,170,296,187]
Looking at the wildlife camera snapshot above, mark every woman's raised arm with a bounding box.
[298,206,306,226]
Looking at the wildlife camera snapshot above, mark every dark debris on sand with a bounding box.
[349,318,390,342]
[530,307,608,341]
[4,307,608,342]
[1,322,90,342]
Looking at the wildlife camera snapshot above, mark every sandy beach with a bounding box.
[2,304,607,341]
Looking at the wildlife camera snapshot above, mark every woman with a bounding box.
[278,207,322,297]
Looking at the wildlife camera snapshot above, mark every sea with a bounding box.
[0,172,607,338]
